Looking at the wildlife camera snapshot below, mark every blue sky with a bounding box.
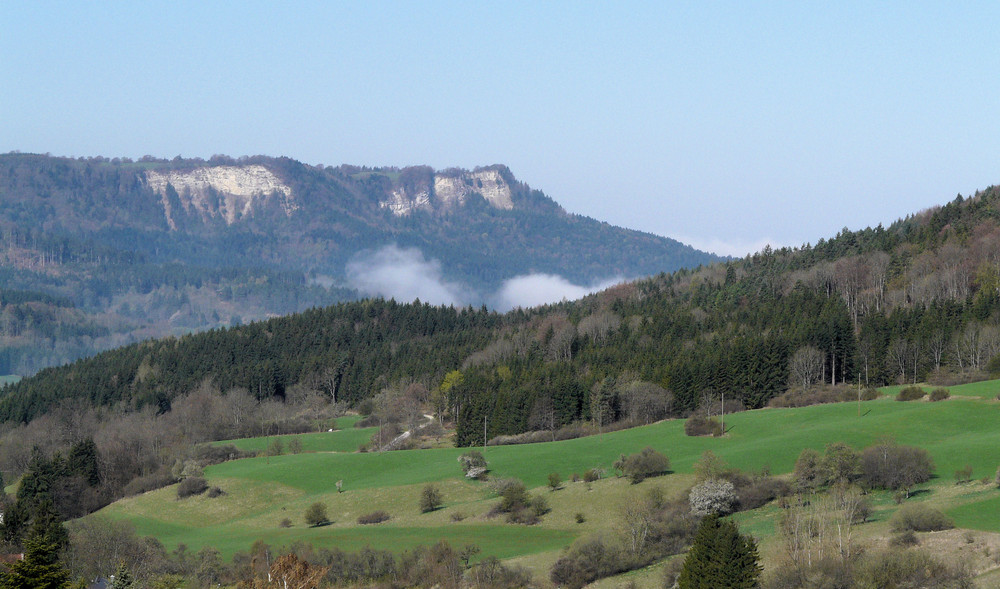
[3,1,999,256]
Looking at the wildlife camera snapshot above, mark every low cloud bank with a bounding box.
[491,274,623,311]
[345,244,622,310]
[345,245,471,306]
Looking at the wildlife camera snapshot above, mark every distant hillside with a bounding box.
[5,183,1000,444]
[0,153,721,374]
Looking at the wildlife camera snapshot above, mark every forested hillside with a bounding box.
[5,185,1000,447]
[0,153,719,374]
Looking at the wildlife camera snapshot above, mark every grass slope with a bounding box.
[211,419,375,454]
[100,391,1000,569]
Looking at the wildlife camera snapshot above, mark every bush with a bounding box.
[574,512,585,524]
[304,502,329,526]
[684,415,723,436]
[583,469,601,483]
[896,386,926,401]
[769,385,857,408]
[861,387,880,401]
[547,472,562,491]
[458,450,488,479]
[206,486,225,498]
[689,479,736,516]
[861,442,933,492]
[954,464,973,484]
[177,476,208,499]
[929,388,950,402]
[358,510,391,525]
[890,503,954,532]
[420,484,443,513]
[889,530,919,547]
[278,518,292,528]
[266,438,284,456]
[615,447,670,483]
[288,437,303,453]
[450,511,465,522]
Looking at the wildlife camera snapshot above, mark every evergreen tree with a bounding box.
[677,515,761,589]
[0,527,70,589]
[110,562,134,589]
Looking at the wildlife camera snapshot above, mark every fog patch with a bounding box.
[493,274,623,311]
[346,245,470,306]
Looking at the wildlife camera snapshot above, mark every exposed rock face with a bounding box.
[380,168,514,216]
[146,165,296,228]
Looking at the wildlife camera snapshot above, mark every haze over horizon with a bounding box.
[4,2,999,257]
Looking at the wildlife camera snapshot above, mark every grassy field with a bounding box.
[100,390,1000,573]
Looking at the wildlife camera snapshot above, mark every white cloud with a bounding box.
[345,245,471,306]
[492,274,623,311]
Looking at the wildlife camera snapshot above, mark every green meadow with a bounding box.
[100,386,1000,574]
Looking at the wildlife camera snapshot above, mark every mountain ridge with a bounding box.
[0,152,722,375]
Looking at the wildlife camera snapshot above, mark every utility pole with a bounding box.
[483,415,487,451]
[857,374,861,418]
[721,391,725,435]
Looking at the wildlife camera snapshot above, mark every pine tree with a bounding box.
[110,562,134,589]
[677,515,761,589]
[0,529,70,589]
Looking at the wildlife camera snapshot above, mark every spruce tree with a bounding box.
[677,515,761,589]
[0,528,70,589]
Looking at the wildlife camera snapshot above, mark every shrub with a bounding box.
[278,518,292,528]
[896,386,926,401]
[304,502,329,526]
[861,387,880,401]
[287,437,303,454]
[358,510,391,525]
[954,464,973,484]
[615,447,670,483]
[861,442,933,492]
[206,486,225,498]
[890,503,954,532]
[684,415,723,437]
[450,511,465,522]
[458,450,488,479]
[689,479,736,516]
[266,438,284,456]
[547,472,562,491]
[420,484,443,513]
[583,469,601,483]
[929,388,950,402]
[735,476,791,511]
[889,530,919,547]
[177,476,208,499]
[574,512,585,524]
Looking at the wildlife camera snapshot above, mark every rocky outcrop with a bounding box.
[380,168,514,216]
[146,165,296,228]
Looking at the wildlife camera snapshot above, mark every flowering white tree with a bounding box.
[689,479,736,517]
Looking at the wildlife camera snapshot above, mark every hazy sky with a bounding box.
[4,2,999,256]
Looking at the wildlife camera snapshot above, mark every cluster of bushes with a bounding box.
[550,490,698,588]
[929,387,950,401]
[613,447,670,483]
[684,415,723,437]
[176,476,208,498]
[458,450,488,479]
[488,419,638,446]
[769,385,879,408]
[487,479,549,525]
[793,440,933,495]
[889,503,954,533]
[765,547,972,589]
[357,510,391,525]
[896,386,927,401]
